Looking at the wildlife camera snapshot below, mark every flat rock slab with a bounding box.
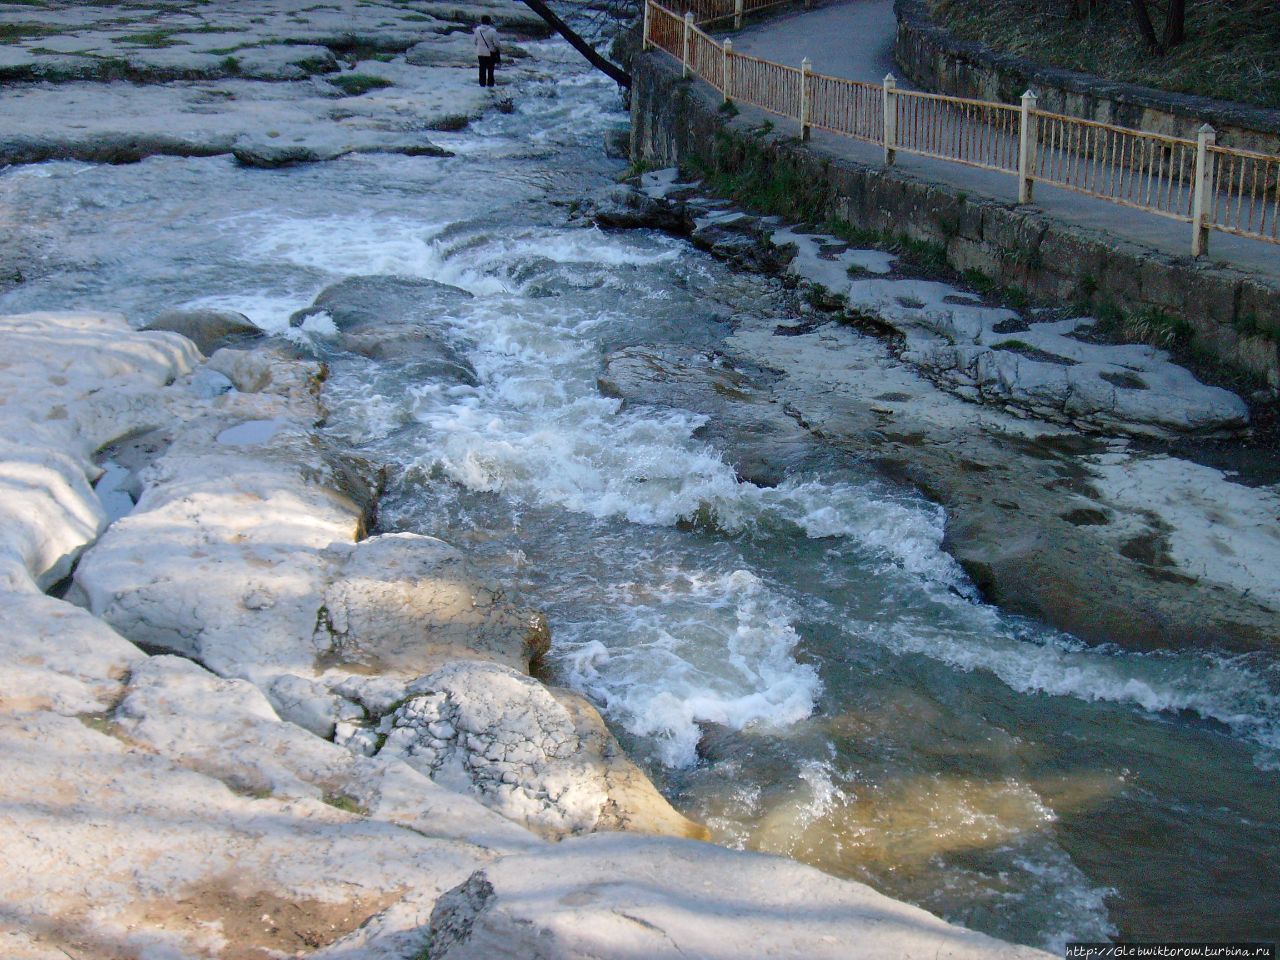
[427,833,1054,960]
[0,0,547,88]
[776,226,1249,438]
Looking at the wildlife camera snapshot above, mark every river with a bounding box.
[2,35,1277,950]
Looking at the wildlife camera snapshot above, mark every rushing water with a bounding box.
[4,37,1279,950]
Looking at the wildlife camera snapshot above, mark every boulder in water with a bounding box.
[293,274,479,384]
[143,308,263,356]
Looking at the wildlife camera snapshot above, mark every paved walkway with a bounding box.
[720,0,1280,281]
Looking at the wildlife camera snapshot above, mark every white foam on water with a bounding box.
[556,566,821,768]
[1010,852,1118,953]
[865,615,1280,753]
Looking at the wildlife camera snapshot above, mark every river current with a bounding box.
[3,38,1278,949]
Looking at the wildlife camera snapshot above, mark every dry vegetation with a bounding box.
[928,0,1280,109]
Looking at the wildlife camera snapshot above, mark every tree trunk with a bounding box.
[516,0,632,87]
[1128,0,1162,50]
[1163,0,1186,48]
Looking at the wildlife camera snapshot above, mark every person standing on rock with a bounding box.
[474,15,500,88]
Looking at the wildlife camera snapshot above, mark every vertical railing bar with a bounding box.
[1176,143,1188,216]
[1247,158,1260,233]
[1235,154,1246,231]
[680,11,691,78]
[800,57,811,140]
[1147,137,1158,208]
[883,74,897,166]
[1192,124,1214,256]
[1264,160,1274,239]
[1018,92,1036,203]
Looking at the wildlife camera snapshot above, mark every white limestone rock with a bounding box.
[379,660,709,841]
[266,672,362,739]
[115,654,540,853]
[0,708,485,959]
[0,592,142,716]
[426,833,1054,960]
[0,312,199,591]
[766,226,1250,437]
[317,531,550,677]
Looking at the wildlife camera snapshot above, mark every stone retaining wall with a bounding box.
[630,53,1280,387]
[893,0,1280,157]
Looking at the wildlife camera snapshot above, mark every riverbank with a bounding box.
[621,61,1280,649]
[681,0,1280,385]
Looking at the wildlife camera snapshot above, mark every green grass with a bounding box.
[929,0,1280,109]
[321,791,370,816]
[329,72,393,95]
[118,28,188,48]
[1094,303,1194,350]
[0,22,61,42]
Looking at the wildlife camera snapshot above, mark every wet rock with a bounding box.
[692,212,794,274]
[295,274,478,383]
[590,184,694,234]
[143,308,263,356]
[600,345,813,486]
[295,274,473,330]
[0,132,230,166]
[233,142,335,168]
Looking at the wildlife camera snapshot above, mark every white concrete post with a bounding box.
[800,57,812,141]
[1017,89,1038,204]
[723,39,734,103]
[682,12,693,78]
[734,0,744,30]
[1191,123,1216,258]
[642,0,652,51]
[882,73,897,166]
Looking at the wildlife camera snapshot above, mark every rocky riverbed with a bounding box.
[0,312,1059,958]
[589,170,1280,651]
[2,0,1278,955]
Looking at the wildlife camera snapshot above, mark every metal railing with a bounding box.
[643,0,1280,257]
